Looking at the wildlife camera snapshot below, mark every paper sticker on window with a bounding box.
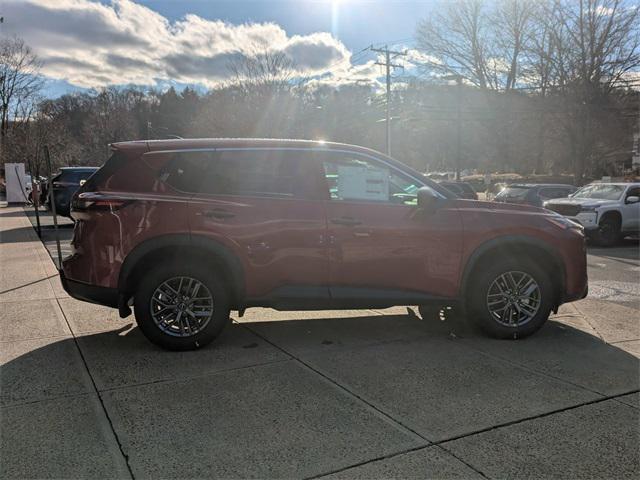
[337,165,389,201]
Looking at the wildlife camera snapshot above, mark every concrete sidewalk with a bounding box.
[1,204,638,479]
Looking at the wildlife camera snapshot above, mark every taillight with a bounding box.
[72,193,131,212]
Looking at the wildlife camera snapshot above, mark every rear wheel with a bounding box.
[467,258,553,339]
[134,262,230,350]
[592,215,621,247]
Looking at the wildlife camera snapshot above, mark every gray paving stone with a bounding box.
[320,446,482,479]
[58,296,131,335]
[444,400,640,479]
[615,340,640,357]
[616,392,639,409]
[459,319,640,396]
[103,360,423,479]
[573,299,640,343]
[77,323,289,390]
[0,298,71,342]
[305,337,598,441]
[0,394,130,479]
[0,336,93,406]
[237,307,382,323]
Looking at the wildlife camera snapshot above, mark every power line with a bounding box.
[372,45,408,155]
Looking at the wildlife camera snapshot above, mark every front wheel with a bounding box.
[134,262,230,350]
[467,259,553,339]
[592,215,621,247]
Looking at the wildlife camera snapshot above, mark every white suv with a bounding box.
[544,183,640,246]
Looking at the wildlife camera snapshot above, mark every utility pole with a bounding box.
[372,45,407,156]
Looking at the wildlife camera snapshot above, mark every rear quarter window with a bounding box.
[160,149,321,199]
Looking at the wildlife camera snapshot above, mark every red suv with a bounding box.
[61,139,588,350]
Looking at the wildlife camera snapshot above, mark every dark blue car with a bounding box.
[47,167,99,218]
[494,183,577,207]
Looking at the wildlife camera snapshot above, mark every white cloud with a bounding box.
[3,0,359,89]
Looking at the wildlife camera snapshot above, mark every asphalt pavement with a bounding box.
[1,204,638,479]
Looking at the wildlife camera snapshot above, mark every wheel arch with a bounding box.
[118,234,245,310]
[461,235,566,310]
[598,209,622,225]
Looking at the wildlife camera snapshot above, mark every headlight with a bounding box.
[579,205,597,212]
[547,216,584,232]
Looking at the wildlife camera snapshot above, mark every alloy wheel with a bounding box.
[150,276,214,337]
[486,271,541,327]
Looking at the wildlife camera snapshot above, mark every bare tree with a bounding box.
[0,36,42,162]
[416,0,535,91]
[228,48,297,97]
[541,0,640,181]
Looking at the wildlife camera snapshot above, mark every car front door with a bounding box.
[163,148,329,301]
[622,186,640,231]
[320,150,463,301]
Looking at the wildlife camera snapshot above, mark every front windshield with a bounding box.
[572,184,624,200]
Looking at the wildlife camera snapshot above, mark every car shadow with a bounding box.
[2,309,638,478]
[0,225,73,243]
[2,310,638,402]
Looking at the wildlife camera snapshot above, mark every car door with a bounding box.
[622,186,640,231]
[320,150,463,301]
[166,148,329,300]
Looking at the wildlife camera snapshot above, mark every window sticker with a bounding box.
[337,165,389,201]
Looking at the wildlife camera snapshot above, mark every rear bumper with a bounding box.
[60,271,118,308]
[562,283,588,303]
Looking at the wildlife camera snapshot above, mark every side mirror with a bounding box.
[626,195,639,204]
[417,187,440,210]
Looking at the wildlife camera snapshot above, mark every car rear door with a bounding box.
[319,150,463,301]
[183,148,329,301]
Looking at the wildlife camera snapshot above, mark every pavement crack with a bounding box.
[239,323,491,480]
[0,275,57,295]
[55,298,136,480]
[433,389,640,445]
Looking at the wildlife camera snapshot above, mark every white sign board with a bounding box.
[5,163,27,203]
[337,165,389,201]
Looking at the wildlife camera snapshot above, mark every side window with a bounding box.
[161,152,210,193]
[200,150,306,198]
[539,188,556,200]
[321,152,422,205]
[626,187,640,200]
[540,187,570,200]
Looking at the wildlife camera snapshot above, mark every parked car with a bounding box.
[46,167,99,218]
[544,182,640,247]
[61,139,587,350]
[493,183,577,207]
[437,181,478,200]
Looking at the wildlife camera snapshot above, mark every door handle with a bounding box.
[331,216,362,226]
[202,209,235,219]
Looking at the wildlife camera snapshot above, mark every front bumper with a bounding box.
[566,212,598,230]
[60,270,119,308]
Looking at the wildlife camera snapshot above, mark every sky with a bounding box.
[2,0,437,97]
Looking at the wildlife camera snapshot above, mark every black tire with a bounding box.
[592,215,622,247]
[466,258,553,339]
[134,262,230,351]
